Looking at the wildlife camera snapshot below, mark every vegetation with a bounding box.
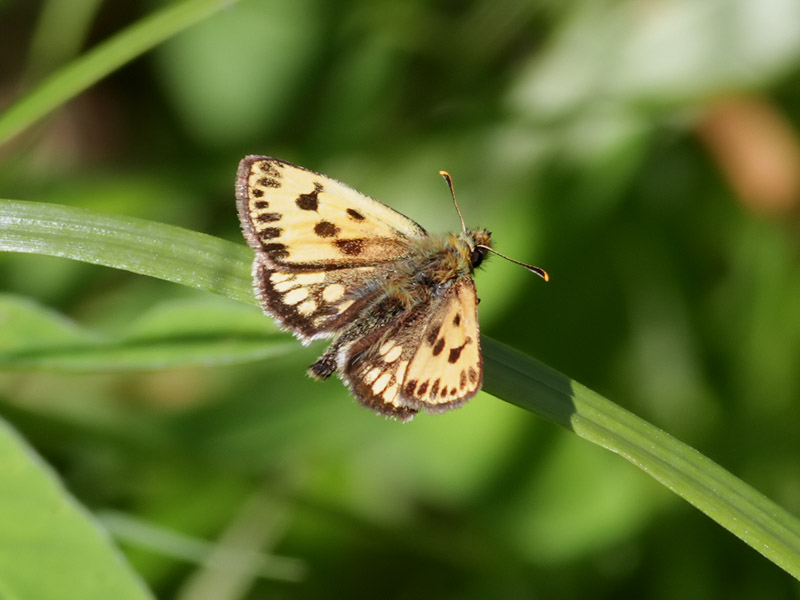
[1,0,800,597]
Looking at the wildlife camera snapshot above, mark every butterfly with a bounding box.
[236,156,548,421]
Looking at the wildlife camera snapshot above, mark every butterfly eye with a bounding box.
[470,246,486,268]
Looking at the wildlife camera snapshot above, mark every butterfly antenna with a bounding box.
[439,170,468,234]
[477,245,550,282]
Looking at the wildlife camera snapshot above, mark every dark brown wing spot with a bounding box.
[296,182,323,211]
[252,189,264,198]
[430,379,441,398]
[432,338,445,356]
[334,239,364,256]
[262,242,289,259]
[346,208,365,221]
[314,221,340,238]
[256,212,281,223]
[426,323,442,346]
[453,313,461,326]
[417,381,429,395]
[405,380,418,396]
[465,336,473,345]
[254,200,269,209]
[468,367,478,383]
[258,177,280,188]
[450,387,458,396]
[448,344,465,364]
[459,370,467,389]
[259,227,282,239]
[257,162,281,177]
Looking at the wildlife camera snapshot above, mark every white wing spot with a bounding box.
[283,287,309,305]
[395,360,408,384]
[383,384,399,404]
[270,272,293,284]
[379,341,395,355]
[372,372,392,394]
[274,279,300,293]
[322,283,346,303]
[365,367,382,384]
[297,299,317,316]
[383,345,403,363]
[295,272,326,285]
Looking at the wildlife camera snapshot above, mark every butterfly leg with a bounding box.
[307,296,403,381]
[308,350,337,380]
[306,325,364,381]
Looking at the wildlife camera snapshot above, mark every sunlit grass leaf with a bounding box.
[0,199,253,303]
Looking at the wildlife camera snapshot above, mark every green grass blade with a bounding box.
[483,337,800,579]
[2,198,800,577]
[0,418,153,599]
[0,199,253,304]
[0,0,237,146]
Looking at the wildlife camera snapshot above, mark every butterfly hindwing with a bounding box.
[404,277,482,407]
[341,278,482,420]
[237,156,427,270]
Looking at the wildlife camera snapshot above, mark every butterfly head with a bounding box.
[465,228,492,269]
[440,170,549,282]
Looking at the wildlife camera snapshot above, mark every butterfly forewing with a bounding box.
[237,156,427,269]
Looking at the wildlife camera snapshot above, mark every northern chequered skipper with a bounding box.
[236,156,548,421]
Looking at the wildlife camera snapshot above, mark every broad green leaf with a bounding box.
[0,418,153,599]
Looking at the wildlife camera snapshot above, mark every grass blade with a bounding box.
[0,198,253,303]
[483,338,800,579]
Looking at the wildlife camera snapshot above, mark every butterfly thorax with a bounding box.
[380,228,491,309]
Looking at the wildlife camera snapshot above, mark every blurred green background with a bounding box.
[2,0,800,597]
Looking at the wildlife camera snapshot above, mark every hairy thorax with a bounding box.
[381,230,491,309]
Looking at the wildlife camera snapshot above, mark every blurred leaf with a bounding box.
[154,0,322,145]
[100,508,306,584]
[502,433,665,564]
[509,0,800,119]
[0,294,295,370]
[26,0,103,80]
[0,417,153,599]
[0,0,238,146]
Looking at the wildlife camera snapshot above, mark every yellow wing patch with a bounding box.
[236,156,427,268]
[402,278,482,407]
[341,278,481,419]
